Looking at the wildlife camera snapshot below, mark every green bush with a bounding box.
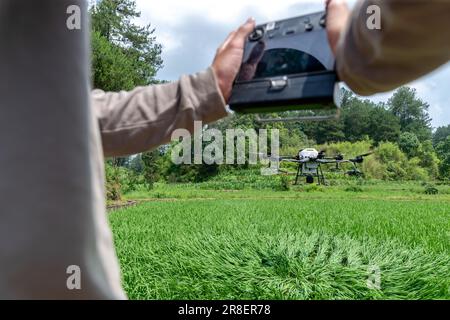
[302,184,325,193]
[436,137,450,179]
[424,184,439,195]
[345,185,364,192]
[406,157,429,181]
[105,162,145,200]
[399,132,421,158]
[320,141,434,181]
[275,176,291,191]
[319,140,381,179]
[105,163,122,201]
[376,142,431,181]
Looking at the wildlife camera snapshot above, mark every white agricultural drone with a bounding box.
[264,148,374,185]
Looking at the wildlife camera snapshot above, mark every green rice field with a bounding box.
[109,181,450,300]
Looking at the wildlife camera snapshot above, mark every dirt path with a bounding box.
[107,200,139,211]
[108,195,448,211]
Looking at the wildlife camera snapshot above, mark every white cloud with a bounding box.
[367,63,450,128]
[134,0,449,127]
[137,0,323,26]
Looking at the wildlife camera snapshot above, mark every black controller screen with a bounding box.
[237,48,326,82]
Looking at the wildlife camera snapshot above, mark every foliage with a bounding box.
[436,136,450,179]
[301,118,345,144]
[388,87,432,142]
[345,185,364,192]
[105,161,144,200]
[106,136,443,198]
[433,125,450,147]
[374,143,398,179]
[266,86,431,147]
[418,140,440,178]
[317,140,380,179]
[341,93,400,144]
[105,162,122,200]
[161,138,221,183]
[399,132,421,158]
[129,154,145,174]
[90,0,163,90]
[141,149,163,189]
[278,127,313,155]
[91,31,137,91]
[276,175,291,192]
[301,184,325,192]
[424,184,439,195]
[366,105,402,144]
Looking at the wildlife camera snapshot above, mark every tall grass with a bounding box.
[110,191,450,300]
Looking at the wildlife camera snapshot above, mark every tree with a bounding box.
[91,0,164,198]
[90,0,163,91]
[436,136,450,179]
[129,154,144,174]
[141,149,162,189]
[104,162,122,200]
[300,119,345,144]
[417,140,440,178]
[91,31,137,91]
[293,88,401,145]
[399,132,421,158]
[279,127,311,153]
[341,96,373,142]
[388,87,432,141]
[335,90,401,144]
[433,125,450,148]
[368,105,401,144]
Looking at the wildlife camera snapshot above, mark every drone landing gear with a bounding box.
[294,163,326,185]
[318,165,326,185]
[294,163,302,185]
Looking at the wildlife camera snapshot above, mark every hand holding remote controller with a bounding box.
[212,18,256,102]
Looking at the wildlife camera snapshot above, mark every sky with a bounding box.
[134,0,449,128]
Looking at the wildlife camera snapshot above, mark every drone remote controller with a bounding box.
[229,12,342,120]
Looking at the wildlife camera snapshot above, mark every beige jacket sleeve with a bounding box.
[336,0,450,96]
[92,68,228,158]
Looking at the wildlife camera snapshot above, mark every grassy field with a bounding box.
[109,180,450,300]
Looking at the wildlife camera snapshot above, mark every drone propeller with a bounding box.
[254,153,300,163]
[280,157,310,164]
[334,153,345,161]
[318,149,327,158]
[358,151,374,158]
[350,151,374,163]
[347,169,364,176]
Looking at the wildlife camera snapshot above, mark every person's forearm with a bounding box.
[336,0,450,96]
[93,67,228,158]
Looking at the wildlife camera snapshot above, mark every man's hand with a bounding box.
[326,0,351,56]
[212,18,256,102]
